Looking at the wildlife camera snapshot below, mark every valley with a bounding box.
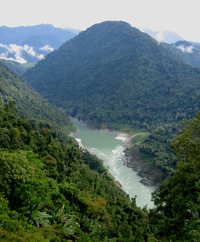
[0,20,200,241]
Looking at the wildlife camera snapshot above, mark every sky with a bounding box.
[1,0,200,42]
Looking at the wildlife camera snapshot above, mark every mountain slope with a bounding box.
[0,62,73,134]
[24,21,200,129]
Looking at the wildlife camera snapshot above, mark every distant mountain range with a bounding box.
[1,24,200,71]
[0,24,79,63]
[161,41,200,68]
[23,21,200,130]
[145,30,200,67]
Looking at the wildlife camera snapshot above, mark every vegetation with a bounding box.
[1,98,200,241]
[149,111,200,241]
[138,123,179,175]
[24,21,200,130]
[0,61,74,138]
[1,20,200,240]
[0,100,151,241]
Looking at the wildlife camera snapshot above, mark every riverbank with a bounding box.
[100,130,165,187]
[122,136,167,187]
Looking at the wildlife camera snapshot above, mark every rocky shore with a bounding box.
[122,136,166,187]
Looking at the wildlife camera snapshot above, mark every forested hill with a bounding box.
[0,61,74,135]
[24,21,200,129]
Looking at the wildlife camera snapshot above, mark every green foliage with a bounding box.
[24,21,200,130]
[0,100,150,241]
[171,111,200,163]
[0,61,74,136]
[150,111,200,241]
[139,123,179,175]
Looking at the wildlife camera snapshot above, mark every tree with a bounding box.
[150,111,200,241]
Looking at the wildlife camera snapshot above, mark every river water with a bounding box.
[72,119,156,208]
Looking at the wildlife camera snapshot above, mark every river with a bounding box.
[72,119,156,208]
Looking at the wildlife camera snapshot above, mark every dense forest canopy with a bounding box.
[24,21,200,130]
[0,98,199,241]
[0,99,152,241]
[150,111,200,241]
[0,61,74,139]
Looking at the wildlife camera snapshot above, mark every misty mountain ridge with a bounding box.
[161,40,200,68]
[144,29,183,43]
[0,24,79,63]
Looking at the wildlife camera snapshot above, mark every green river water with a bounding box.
[72,119,156,208]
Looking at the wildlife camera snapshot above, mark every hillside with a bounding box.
[0,61,74,136]
[0,95,199,241]
[0,98,151,241]
[24,21,200,130]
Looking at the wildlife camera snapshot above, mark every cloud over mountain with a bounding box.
[0,43,45,63]
[0,24,77,63]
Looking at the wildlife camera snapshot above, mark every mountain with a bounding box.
[0,61,74,135]
[0,24,78,63]
[144,29,183,43]
[23,21,200,130]
[162,40,200,68]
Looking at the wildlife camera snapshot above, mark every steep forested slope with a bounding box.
[0,62,74,136]
[0,100,150,241]
[150,111,200,241]
[1,98,199,241]
[24,21,200,129]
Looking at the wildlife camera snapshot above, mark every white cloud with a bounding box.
[176,45,194,53]
[0,44,27,63]
[37,54,44,60]
[0,53,27,64]
[40,45,54,52]
[24,45,36,57]
[8,44,27,63]
[0,43,8,49]
[0,43,41,63]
